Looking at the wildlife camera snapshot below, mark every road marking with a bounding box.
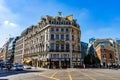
[68,74,72,80]
[68,72,72,80]
[80,71,96,80]
[39,74,60,80]
[51,71,58,78]
[91,70,117,80]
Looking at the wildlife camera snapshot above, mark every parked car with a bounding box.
[24,65,31,69]
[15,64,24,71]
[12,64,17,70]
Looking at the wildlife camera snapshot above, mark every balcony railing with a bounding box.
[72,50,81,53]
[49,50,70,52]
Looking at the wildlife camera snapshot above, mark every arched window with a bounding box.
[66,43,70,52]
[109,53,112,59]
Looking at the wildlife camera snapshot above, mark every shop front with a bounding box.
[72,58,81,68]
[49,58,70,68]
[61,58,70,68]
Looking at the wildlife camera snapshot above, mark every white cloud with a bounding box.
[0,0,18,21]
[3,20,18,28]
[0,0,20,47]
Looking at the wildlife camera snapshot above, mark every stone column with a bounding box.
[69,31,72,68]
[59,53,61,68]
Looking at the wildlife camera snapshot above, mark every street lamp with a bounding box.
[38,45,41,67]
[47,46,50,69]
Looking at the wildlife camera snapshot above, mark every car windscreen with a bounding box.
[17,65,23,67]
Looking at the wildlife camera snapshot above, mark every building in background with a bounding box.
[21,12,81,68]
[0,38,13,62]
[81,41,88,65]
[14,35,24,64]
[94,39,116,67]
[90,38,120,67]
[0,48,3,62]
[87,38,96,55]
[89,38,96,44]
[6,37,19,65]
[116,39,120,65]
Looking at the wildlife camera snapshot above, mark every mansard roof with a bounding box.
[21,12,80,36]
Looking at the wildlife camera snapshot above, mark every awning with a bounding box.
[24,59,32,64]
[26,60,32,63]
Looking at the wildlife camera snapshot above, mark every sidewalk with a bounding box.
[31,67,48,71]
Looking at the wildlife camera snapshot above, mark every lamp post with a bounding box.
[38,45,41,68]
[47,46,50,69]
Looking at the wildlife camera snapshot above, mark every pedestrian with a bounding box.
[83,64,86,69]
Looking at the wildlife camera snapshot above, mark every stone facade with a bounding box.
[0,38,12,62]
[116,40,120,65]
[95,44,115,66]
[18,12,81,68]
[94,39,116,66]
[14,36,24,64]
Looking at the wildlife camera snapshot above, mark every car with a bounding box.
[24,65,31,69]
[12,65,17,70]
[15,64,24,71]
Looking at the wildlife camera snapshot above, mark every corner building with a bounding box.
[94,39,116,67]
[23,13,81,68]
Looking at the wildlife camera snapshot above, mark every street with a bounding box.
[0,68,120,80]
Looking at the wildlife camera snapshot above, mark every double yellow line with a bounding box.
[68,72,73,80]
[39,71,60,80]
[39,70,73,80]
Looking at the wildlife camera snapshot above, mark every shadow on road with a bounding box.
[0,69,44,78]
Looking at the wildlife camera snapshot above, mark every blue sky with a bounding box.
[0,0,120,47]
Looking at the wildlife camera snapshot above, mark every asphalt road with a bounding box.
[0,68,120,80]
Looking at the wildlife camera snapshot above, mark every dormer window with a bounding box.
[66,21,68,25]
[61,22,63,24]
[69,22,70,25]
[52,21,54,24]
[58,17,61,21]
[49,21,51,24]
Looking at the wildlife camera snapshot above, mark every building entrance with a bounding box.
[61,61,70,68]
[50,61,59,68]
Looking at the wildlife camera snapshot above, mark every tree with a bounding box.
[84,54,100,65]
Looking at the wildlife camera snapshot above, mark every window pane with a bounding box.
[61,34,64,40]
[51,28,54,32]
[56,44,59,51]
[61,28,64,32]
[50,43,54,50]
[66,28,69,32]
[61,44,64,51]
[51,34,54,40]
[72,35,74,41]
[56,28,59,32]
[66,34,69,40]
[56,34,59,40]
[66,43,69,51]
